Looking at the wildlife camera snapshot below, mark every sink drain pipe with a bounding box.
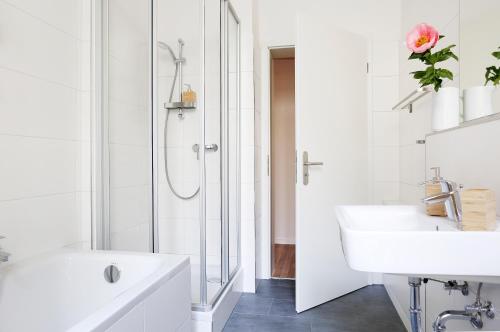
[409,277,423,332]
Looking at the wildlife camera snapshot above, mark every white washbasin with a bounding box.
[336,205,500,279]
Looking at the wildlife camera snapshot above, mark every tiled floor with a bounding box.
[223,279,407,332]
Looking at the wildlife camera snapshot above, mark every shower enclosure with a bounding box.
[92,0,241,310]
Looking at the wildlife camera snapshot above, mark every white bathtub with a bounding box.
[0,250,191,332]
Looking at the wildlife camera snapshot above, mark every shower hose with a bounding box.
[163,61,200,200]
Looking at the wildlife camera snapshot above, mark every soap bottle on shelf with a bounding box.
[181,84,197,105]
[425,167,447,217]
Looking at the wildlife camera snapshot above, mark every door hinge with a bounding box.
[366,62,370,73]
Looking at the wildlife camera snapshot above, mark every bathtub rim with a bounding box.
[0,249,189,332]
[67,250,189,332]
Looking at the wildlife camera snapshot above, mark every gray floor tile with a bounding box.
[269,299,297,317]
[260,278,296,289]
[226,313,311,332]
[257,281,295,300]
[234,294,274,315]
[223,280,405,332]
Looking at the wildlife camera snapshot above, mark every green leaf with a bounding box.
[485,65,500,86]
[493,51,500,60]
[437,68,453,80]
[409,52,424,60]
[411,70,427,79]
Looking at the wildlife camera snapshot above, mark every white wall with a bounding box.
[231,0,256,293]
[0,0,91,261]
[254,0,402,279]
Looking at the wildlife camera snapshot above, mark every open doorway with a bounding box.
[270,47,296,279]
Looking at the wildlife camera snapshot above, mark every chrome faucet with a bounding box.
[422,179,463,229]
[0,236,11,263]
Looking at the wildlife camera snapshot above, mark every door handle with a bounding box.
[304,161,324,166]
[303,151,323,185]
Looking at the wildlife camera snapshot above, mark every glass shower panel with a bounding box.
[156,0,203,304]
[204,0,223,304]
[226,5,240,277]
[97,0,240,309]
[106,0,152,252]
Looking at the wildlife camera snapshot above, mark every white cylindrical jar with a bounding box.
[432,86,460,131]
[463,86,495,121]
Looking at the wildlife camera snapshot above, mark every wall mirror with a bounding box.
[459,0,500,123]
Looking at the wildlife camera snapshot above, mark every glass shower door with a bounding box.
[203,0,224,305]
[101,0,153,252]
[155,0,204,305]
[225,2,240,278]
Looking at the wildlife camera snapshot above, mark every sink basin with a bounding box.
[336,205,500,278]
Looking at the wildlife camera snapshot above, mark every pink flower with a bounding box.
[406,23,439,53]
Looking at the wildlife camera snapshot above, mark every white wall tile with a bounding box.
[109,144,150,188]
[399,144,425,185]
[0,193,80,261]
[0,2,79,88]
[373,147,399,182]
[158,184,185,220]
[3,0,81,38]
[110,185,151,233]
[0,68,79,140]
[0,136,77,201]
[110,223,150,252]
[158,218,187,254]
[109,102,149,146]
[0,2,90,262]
[373,181,399,204]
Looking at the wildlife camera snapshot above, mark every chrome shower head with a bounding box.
[158,41,177,61]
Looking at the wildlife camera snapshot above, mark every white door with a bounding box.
[295,14,370,313]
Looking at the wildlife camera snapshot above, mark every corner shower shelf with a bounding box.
[164,101,197,110]
[392,86,432,113]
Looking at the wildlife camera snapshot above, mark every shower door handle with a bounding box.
[205,144,218,152]
[303,151,323,185]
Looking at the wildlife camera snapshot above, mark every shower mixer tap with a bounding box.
[192,144,219,160]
